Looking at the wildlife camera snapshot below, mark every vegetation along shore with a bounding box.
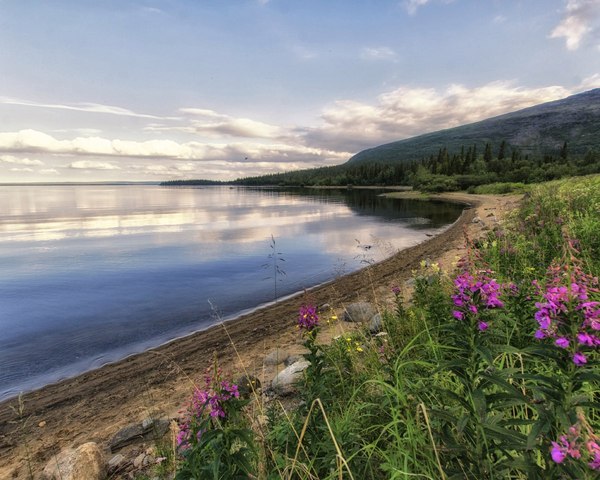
[1,175,599,479]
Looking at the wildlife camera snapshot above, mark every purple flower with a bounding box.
[298,305,319,332]
[577,332,597,346]
[534,329,546,339]
[450,268,504,332]
[551,441,567,463]
[573,351,588,365]
[588,441,600,470]
[533,262,599,365]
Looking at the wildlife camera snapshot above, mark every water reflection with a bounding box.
[0,185,463,400]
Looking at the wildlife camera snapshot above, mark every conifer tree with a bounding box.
[498,140,506,160]
[484,142,493,163]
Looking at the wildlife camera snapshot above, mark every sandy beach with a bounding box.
[0,192,521,478]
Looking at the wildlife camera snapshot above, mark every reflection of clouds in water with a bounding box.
[0,187,455,270]
[0,186,352,243]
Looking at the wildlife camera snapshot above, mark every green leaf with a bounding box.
[527,418,549,450]
[472,388,487,420]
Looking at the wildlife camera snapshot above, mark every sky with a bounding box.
[1,0,599,183]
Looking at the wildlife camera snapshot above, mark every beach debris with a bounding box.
[109,418,170,452]
[107,453,127,474]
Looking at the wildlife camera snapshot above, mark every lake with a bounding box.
[0,185,463,400]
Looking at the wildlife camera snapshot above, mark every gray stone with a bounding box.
[264,348,290,366]
[133,453,147,469]
[107,453,127,473]
[284,354,304,366]
[342,302,377,323]
[271,360,310,395]
[109,418,170,452]
[41,442,105,480]
[369,313,383,334]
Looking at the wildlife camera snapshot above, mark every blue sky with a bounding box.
[1,0,599,182]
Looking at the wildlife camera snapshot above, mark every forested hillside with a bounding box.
[164,89,600,190]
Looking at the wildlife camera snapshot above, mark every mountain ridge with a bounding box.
[347,88,600,165]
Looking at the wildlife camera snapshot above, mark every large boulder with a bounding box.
[271,360,309,395]
[41,442,105,480]
[342,302,377,323]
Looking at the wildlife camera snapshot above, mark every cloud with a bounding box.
[403,0,430,15]
[39,168,59,175]
[0,97,170,120]
[302,81,577,152]
[10,167,33,172]
[360,46,397,61]
[179,108,285,139]
[550,0,600,50]
[180,108,284,139]
[0,154,44,166]
[0,129,349,167]
[69,160,121,170]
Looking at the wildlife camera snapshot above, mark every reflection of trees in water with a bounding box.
[247,187,464,229]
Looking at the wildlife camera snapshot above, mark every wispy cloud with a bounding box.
[359,46,397,61]
[178,108,286,139]
[69,160,121,170]
[550,0,600,50]
[403,0,430,16]
[0,97,171,120]
[0,154,44,166]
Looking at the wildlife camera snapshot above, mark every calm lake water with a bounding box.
[0,185,463,400]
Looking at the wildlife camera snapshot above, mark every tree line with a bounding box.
[162,141,600,192]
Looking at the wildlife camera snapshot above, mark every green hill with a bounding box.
[347,88,600,166]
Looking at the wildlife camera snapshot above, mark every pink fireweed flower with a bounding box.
[587,441,600,470]
[551,440,568,463]
[451,268,504,331]
[177,370,240,450]
[573,351,588,365]
[298,304,319,333]
[551,422,600,471]
[533,262,599,365]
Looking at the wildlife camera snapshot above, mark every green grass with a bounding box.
[167,174,600,480]
[468,182,529,195]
